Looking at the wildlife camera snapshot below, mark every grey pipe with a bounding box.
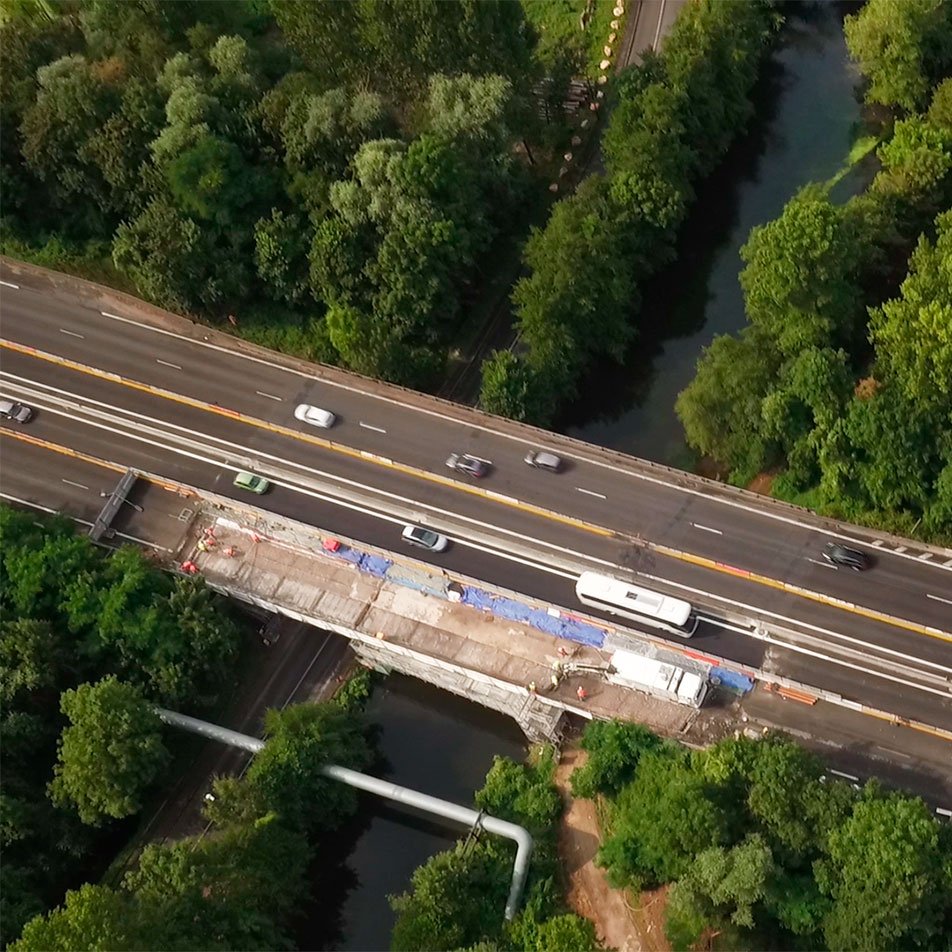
[156,708,533,920]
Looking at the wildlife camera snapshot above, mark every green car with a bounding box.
[233,471,270,494]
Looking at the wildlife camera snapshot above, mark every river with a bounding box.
[564,1,870,467]
[327,675,526,951]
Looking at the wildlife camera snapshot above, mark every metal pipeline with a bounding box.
[156,708,533,920]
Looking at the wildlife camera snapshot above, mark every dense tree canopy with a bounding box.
[579,722,952,951]
[844,0,952,111]
[49,677,169,825]
[0,506,242,945]
[481,0,776,423]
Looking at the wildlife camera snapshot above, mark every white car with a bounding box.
[401,524,450,552]
[294,404,336,428]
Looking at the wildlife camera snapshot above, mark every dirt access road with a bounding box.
[555,747,671,952]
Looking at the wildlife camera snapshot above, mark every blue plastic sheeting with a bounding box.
[559,618,605,648]
[710,666,754,694]
[331,546,362,565]
[358,553,392,577]
[460,587,605,649]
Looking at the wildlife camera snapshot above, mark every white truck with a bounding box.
[608,648,709,708]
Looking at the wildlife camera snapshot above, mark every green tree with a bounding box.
[478,351,554,425]
[739,193,869,355]
[816,794,952,951]
[49,676,169,825]
[571,719,667,800]
[0,617,67,705]
[676,327,779,478]
[11,883,150,952]
[390,840,511,952]
[844,0,952,111]
[870,210,952,412]
[507,910,602,952]
[665,835,774,948]
[597,749,730,889]
[19,54,120,230]
[125,813,308,950]
[246,701,373,834]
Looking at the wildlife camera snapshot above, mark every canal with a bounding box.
[330,675,526,951]
[565,1,871,467]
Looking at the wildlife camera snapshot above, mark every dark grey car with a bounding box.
[823,542,871,571]
[446,453,490,478]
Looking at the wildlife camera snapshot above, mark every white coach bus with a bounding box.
[575,572,699,637]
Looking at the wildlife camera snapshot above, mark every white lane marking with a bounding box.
[0,280,19,289]
[11,371,952,661]
[0,495,172,551]
[7,378,617,576]
[0,313,908,574]
[829,769,860,782]
[61,478,89,490]
[576,487,607,499]
[691,523,722,535]
[155,359,182,370]
[256,391,282,401]
[809,558,837,569]
[926,593,952,606]
[937,807,952,817]
[59,329,85,339]
[9,393,952,700]
[359,422,387,434]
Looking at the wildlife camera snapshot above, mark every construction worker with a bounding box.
[528,681,537,695]
[576,685,587,702]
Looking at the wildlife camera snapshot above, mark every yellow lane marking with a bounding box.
[5,339,950,644]
[0,428,126,472]
[6,427,952,742]
[861,707,952,743]
[1,338,614,538]
[656,542,952,644]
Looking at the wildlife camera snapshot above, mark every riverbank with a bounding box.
[555,745,671,952]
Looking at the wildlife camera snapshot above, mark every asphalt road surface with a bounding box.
[1,266,951,732]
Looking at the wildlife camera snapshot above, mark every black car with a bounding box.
[823,542,871,571]
[446,453,490,478]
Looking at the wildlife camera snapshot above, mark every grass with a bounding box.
[522,0,626,78]
[0,231,138,294]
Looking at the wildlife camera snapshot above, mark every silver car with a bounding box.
[524,449,562,473]
[0,399,34,423]
[401,524,450,552]
[294,403,336,428]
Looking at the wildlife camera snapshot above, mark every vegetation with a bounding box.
[576,721,952,951]
[0,0,593,390]
[676,1,952,543]
[390,747,600,951]
[0,505,242,946]
[11,670,377,951]
[479,0,778,424]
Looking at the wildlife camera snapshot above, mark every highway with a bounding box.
[1,263,952,730]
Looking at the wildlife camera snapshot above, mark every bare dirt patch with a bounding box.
[555,747,671,952]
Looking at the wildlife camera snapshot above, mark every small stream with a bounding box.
[565,2,870,466]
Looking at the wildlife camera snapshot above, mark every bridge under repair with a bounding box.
[89,471,746,744]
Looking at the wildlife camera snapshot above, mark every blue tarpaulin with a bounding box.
[710,666,754,694]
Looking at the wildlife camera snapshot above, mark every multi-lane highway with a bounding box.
[2,262,951,730]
